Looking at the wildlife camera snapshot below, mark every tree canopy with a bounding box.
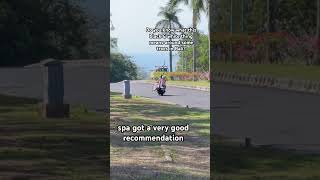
[176,32,209,72]
[0,0,106,66]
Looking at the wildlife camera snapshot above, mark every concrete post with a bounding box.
[123,80,132,99]
[41,59,69,118]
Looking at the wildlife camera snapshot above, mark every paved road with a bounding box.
[213,83,320,151]
[110,81,210,110]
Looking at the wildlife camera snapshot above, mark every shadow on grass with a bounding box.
[213,140,320,179]
[111,164,208,180]
[111,93,210,148]
[0,95,39,106]
[112,100,208,118]
[0,95,107,179]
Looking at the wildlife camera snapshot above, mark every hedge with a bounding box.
[152,72,210,81]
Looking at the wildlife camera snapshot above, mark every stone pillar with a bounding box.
[123,80,132,99]
[41,59,69,118]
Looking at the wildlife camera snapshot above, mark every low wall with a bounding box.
[213,71,320,95]
[0,60,107,111]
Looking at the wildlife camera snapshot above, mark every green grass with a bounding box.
[110,92,210,179]
[146,80,210,88]
[112,92,320,179]
[214,62,320,81]
[110,92,210,137]
[167,80,210,88]
[0,95,107,180]
[213,136,320,180]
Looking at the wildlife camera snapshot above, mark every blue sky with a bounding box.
[111,0,208,72]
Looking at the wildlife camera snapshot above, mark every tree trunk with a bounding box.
[192,9,198,75]
[169,22,173,72]
[229,0,233,63]
[208,0,211,73]
[208,12,210,73]
[315,0,320,65]
[266,0,270,64]
[265,0,278,64]
[241,0,244,32]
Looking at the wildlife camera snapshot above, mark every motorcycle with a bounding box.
[153,83,166,96]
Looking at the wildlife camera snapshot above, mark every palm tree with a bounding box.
[169,0,208,73]
[156,6,183,72]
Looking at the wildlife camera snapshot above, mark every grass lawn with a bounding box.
[110,92,320,179]
[214,62,320,81]
[146,80,210,88]
[110,92,210,179]
[213,135,320,180]
[0,94,107,180]
[167,80,210,88]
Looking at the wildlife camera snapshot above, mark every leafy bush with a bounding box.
[152,72,210,81]
[212,32,320,65]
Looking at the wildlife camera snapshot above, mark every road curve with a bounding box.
[110,81,209,110]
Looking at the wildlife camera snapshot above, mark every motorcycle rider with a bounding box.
[159,75,167,89]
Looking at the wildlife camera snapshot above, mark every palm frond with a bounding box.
[168,0,189,8]
[155,19,170,28]
[156,5,183,29]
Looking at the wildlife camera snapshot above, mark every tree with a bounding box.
[176,32,208,72]
[0,0,105,66]
[156,5,183,72]
[169,0,208,73]
[110,53,138,82]
[110,14,138,82]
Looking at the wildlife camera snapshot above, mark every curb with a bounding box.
[213,71,320,95]
[140,81,210,92]
[168,84,209,92]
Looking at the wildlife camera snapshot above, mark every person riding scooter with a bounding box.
[158,75,167,89]
[153,75,167,96]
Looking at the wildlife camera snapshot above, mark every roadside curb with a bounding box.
[213,71,320,95]
[167,84,209,92]
[140,81,210,92]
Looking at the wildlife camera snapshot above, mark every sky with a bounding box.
[111,0,208,72]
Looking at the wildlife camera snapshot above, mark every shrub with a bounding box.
[152,72,210,81]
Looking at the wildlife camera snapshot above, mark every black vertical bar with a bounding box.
[209,0,215,178]
[105,0,110,179]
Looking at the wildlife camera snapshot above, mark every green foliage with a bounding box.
[111,53,138,82]
[215,0,317,35]
[277,0,316,35]
[152,71,209,81]
[156,5,183,72]
[0,0,106,66]
[212,0,320,65]
[176,32,209,72]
